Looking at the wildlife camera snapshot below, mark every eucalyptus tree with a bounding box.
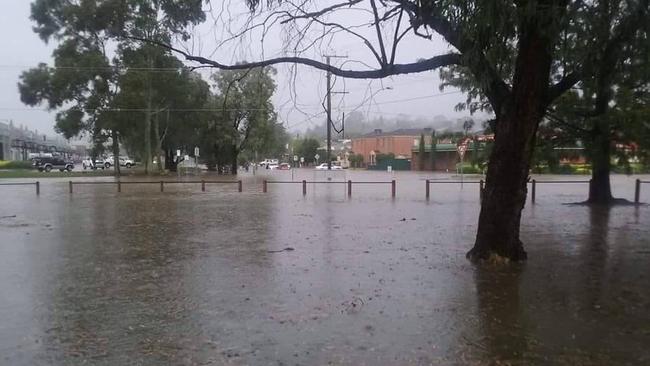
[208,67,278,174]
[19,0,205,173]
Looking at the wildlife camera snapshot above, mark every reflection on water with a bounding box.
[0,172,648,365]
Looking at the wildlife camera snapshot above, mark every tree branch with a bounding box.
[279,0,364,24]
[282,2,385,66]
[389,8,404,65]
[369,0,388,64]
[130,36,461,79]
[548,71,581,103]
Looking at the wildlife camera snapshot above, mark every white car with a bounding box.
[315,163,342,170]
[259,159,279,168]
[268,163,279,170]
[82,157,107,170]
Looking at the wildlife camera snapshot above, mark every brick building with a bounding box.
[351,128,433,166]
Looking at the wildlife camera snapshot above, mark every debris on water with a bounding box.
[0,215,17,219]
[267,247,295,253]
[400,218,407,222]
[341,297,365,314]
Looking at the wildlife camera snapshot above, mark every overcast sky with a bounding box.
[0,1,482,137]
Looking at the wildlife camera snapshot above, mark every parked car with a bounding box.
[105,156,136,168]
[268,163,280,170]
[315,163,342,170]
[82,157,107,170]
[259,159,279,168]
[278,163,291,170]
[33,157,74,172]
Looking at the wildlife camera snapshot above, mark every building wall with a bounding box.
[411,151,462,171]
[0,123,10,160]
[0,121,74,161]
[351,135,418,164]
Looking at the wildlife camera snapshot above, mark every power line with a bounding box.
[0,64,195,72]
[0,91,464,113]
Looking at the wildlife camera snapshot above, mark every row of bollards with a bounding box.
[425,179,486,200]
[68,180,243,193]
[3,179,648,202]
[263,180,397,197]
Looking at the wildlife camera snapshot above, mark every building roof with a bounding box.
[359,128,434,138]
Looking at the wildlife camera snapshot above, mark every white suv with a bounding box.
[105,156,135,168]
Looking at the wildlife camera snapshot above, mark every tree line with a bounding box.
[19,0,287,175]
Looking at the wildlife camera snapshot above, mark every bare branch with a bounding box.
[279,0,364,24]
[369,0,388,64]
[389,9,404,65]
[131,36,461,79]
[282,2,385,66]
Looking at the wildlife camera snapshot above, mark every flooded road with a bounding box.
[1,171,649,365]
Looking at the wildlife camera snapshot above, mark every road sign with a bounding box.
[314,154,320,160]
[176,149,181,157]
[293,155,299,161]
[194,146,200,157]
[457,144,468,159]
[300,157,304,163]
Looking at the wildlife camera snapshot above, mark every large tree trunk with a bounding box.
[144,108,152,174]
[143,57,153,174]
[154,112,163,172]
[111,130,121,177]
[467,6,556,262]
[588,118,613,203]
[230,145,238,175]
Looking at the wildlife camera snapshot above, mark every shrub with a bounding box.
[0,160,33,170]
[555,164,576,174]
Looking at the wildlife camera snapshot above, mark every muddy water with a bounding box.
[0,171,648,365]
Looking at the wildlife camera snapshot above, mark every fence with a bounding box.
[425,179,612,204]
[637,179,650,204]
[425,179,485,200]
[68,180,243,193]
[528,179,590,204]
[264,179,397,197]
[0,181,40,195]
[1,178,646,203]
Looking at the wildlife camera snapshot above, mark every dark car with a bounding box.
[32,157,75,172]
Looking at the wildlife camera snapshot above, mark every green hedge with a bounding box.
[457,163,483,174]
[0,160,33,170]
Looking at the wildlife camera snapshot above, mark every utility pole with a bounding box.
[324,55,347,170]
[326,56,332,170]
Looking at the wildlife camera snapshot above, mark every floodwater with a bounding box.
[0,171,648,365]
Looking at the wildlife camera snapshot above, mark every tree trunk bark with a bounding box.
[230,145,238,175]
[154,112,163,172]
[111,129,121,177]
[588,118,613,203]
[466,7,556,262]
[144,107,152,174]
[143,57,153,174]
